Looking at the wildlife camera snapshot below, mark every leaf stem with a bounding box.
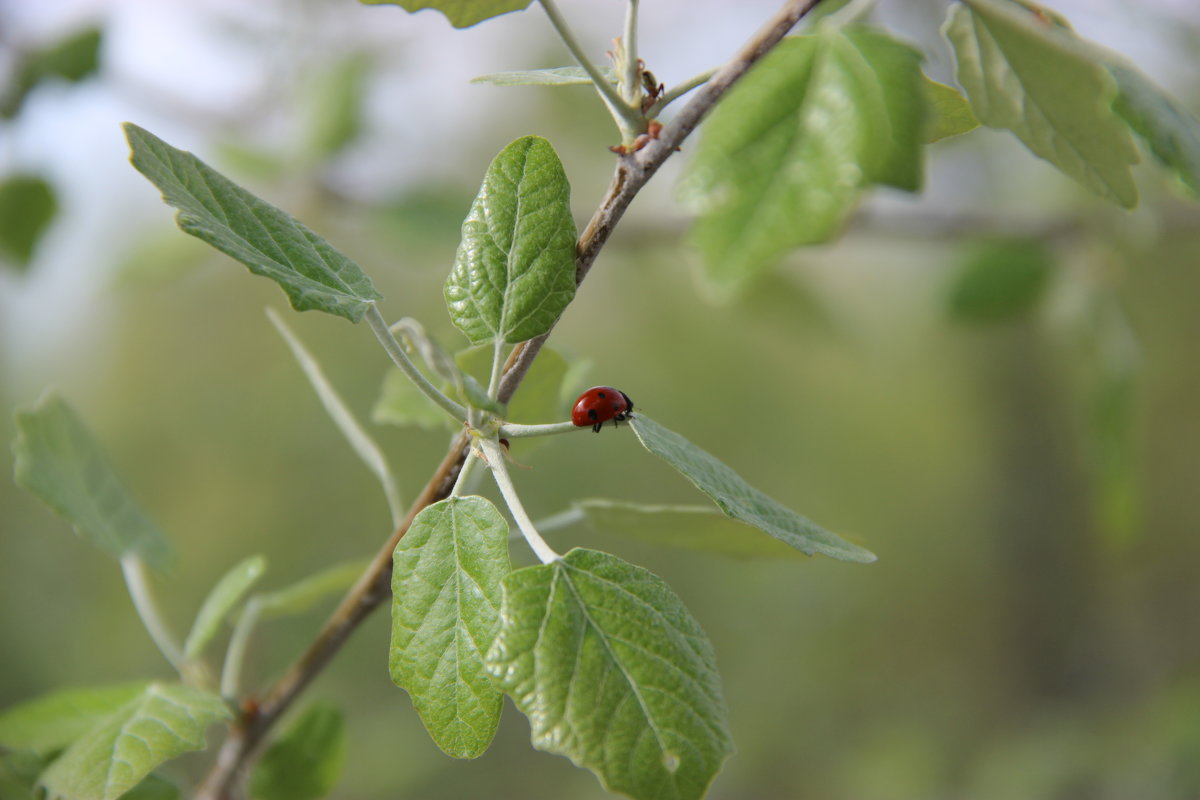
[221,598,261,698]
[822,0,875,28]
[451,449,481,497]
[646,68,717,118]
[121,555,185,674]
[479,438,559,563]
[365,304,467,423]
[538,0,642,139]
[622,0,641,107]
[487,339,505,400]
[499,420,580,438]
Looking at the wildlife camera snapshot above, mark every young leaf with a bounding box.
[123,123,382,323]
[922,77,980,142]
[359,0,532,28]
[0,174,57,269]
[38,683,230,800]
[456,345,568,424]
[13,393,173,569]
[628,416,876,563]
[471,66,616,87]
[571,499,806,560]
[1109,62,1200,197]
[946,238,1053,323]
[445,136,577,345]
[254,561,367,620]
[183,555,267,660]
[390,496,509,759]
[486,548,733,800]
[682,29,924,289]
[943,0,1139,207]
[0,683,148,755]
[249,704,345,800]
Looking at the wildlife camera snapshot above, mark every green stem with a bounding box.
[622,0,641,106]
[646,68,717,118]
[499,420,581,438]
[451,449,482,497]
[221,599,261,698]
[121,556,185,674]
[487,339,505,400]
[538,0,642,139]
[365,304,467,423]
[479,438,559,563]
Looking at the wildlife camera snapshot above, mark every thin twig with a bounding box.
[196,2,823,795]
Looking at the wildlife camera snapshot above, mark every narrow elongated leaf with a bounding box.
[390,496,509,759]
[255,561,367,620]
[471,66,616,86]
[486,548,732,800]
[445,136,577,345]
[923,77,979,142]
[359,0,531,28]
[249,704,345,800]
[183,555,267,660]
[12,393,172,569]
[628,416,876,563]
[943,0,1139,207]
[1109,62,1200,197]
[0,683,148,755]
[39,683,230,800]
[682,29,924,288]
[0,174,57,269]
[124,123,382,322]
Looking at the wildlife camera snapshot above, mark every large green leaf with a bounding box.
[0,683,148,755]
[390,497,509,759]
[12,393,172,569]
[0,174,58,269]
[682,29,924,288]
[124,123,382,323]
[183,555,267,660]
[249,704,345,800]
[486,548,732,800]
[628,416,876,563]
[943,0,1139,207]
[445,136,577,345]
[359,0,532,28]
[1109,62,1200,197]
[39,684,230,800]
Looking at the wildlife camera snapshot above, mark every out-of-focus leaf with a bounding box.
[118,774,180,800]
[471,66,616,86]
[445,136,577,345]
[0,683,148,755]
[0,175,58,269]
[682,29,924,289]
[183,555,267,660]
[922,77,979,142]
[254,562,366,620]
[0,750,50,800]
[456,345,569,424]
[1,27,102,119]
[628,416,876,563]
[358,0,532,29]
[1110,62,1200,197]
[390,497,508,759]
[486,548,733,800]
[943,0,1139,207]
[372,368,450,430]
[39,684,229,800]
[306,53,371,159]
[249,704,345,800]
[946,238,1054,323]
[124,123,382,323]
[13,393,173,569]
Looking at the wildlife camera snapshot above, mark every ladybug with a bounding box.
[571,386,634,433]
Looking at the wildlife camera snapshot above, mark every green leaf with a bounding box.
[0,683,148,755]
[255,561,366,620]
[117,774,179,800]
[39,683,230,800]
[390,497,509,759]
[445,136,577,345]
[0,175,58,269]
[922,77,979,142]
[358,0,532,28]
[471,66,617,87]
[123,123,382,323]
[456,345,569,425]
[682,29,924,289]
[946,238,1054,322]
[0,750,50,800]
[249,704,344,800]
[628,416,876,563]
[372,368,451,431]
[571,499,807,560]
[1,27,103,119]
[1109,62,1200,197]
[183,555,267,660]
[12,393,173,569]
[486,548,733,800]
[943,0,1139,207]
[306,53,371,159]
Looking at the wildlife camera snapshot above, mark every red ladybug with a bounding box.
[571,386,634,433]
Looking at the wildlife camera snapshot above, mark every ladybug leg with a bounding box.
[592,422,602,433]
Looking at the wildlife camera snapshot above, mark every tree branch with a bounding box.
[196,1,823,795]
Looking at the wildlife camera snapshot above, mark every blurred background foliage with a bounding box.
[2,0,1200,798]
